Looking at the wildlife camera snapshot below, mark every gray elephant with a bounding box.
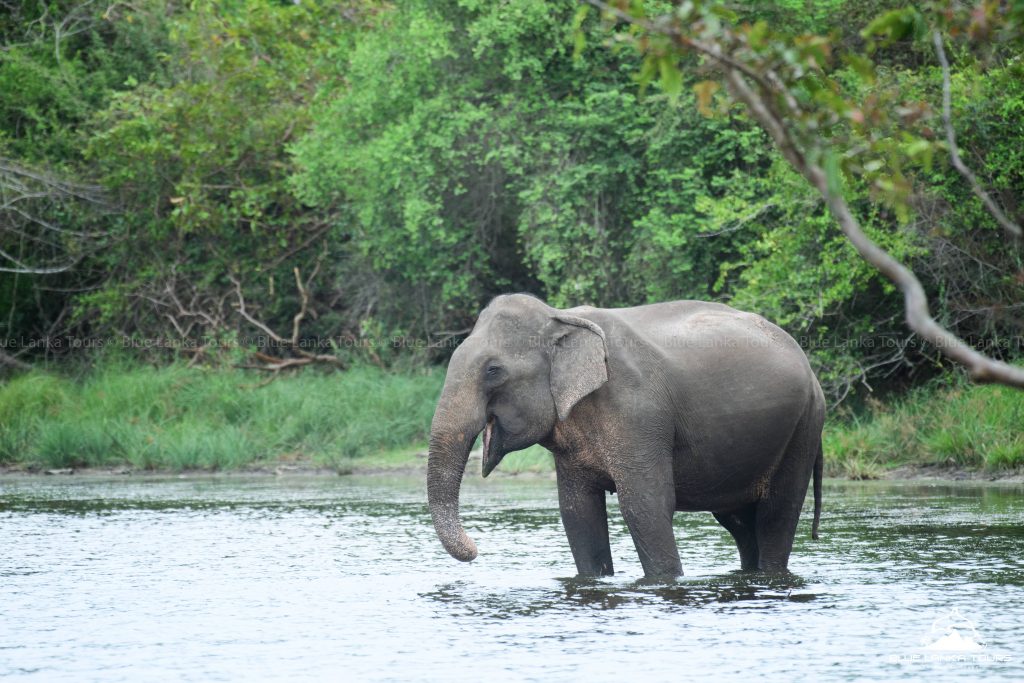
[427,294,824,577]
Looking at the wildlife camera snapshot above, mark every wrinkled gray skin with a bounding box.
[427,294,824,578]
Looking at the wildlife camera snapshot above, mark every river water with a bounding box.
[1,474,1022,681]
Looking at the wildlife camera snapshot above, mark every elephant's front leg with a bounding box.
[555,462,614,577]
[613,457,682,578]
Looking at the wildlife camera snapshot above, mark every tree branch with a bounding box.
[695,202,779,238]
[590,4,1024,389]
[932,30,1021,238]
[585,0,774,90]
[0,349,32,371]
[230,271,343,372]
[725,68,1024,388]
[0,157,112,275]
[0,245,79,274]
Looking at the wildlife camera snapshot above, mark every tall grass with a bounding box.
[0,363,443,471]
[824,374,1024,477]
[2,362,1020,476]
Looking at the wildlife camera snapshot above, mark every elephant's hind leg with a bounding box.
[753,495,804,571]
[753,421,819,571]
[749,401,819,573]
[713,505,759,570]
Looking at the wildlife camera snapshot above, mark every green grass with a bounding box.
[2,362,1021,477]
[497,445,555,474]
[825,374,1024,478]
[0,363,443,472]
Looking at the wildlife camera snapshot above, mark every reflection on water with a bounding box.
[423,574,816,617]
[1,475,1022,681]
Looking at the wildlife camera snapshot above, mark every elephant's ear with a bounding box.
[548,314,608,422]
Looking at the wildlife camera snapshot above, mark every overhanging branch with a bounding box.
[584,4,1024,388]
[725,69,1024,388]
[932,30,1022,239]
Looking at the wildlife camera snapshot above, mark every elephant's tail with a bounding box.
[811,440,822,540]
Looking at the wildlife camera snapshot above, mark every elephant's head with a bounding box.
[427,294,609,562]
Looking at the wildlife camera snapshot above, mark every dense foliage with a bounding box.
[2,0,1022,402]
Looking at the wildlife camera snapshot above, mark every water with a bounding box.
[1,475,1022,681]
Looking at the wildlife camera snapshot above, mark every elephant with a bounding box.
[427,293,824,578]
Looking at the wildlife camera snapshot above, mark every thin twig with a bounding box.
[0,248,79,274]
[585,0,773,90]
[266,223,332,269]
[429,327,472,348]
[932,30,1021,238]
[230,271,344,372]
[291,267,309,347]
[696,202,778,237]
[230,275,285,343]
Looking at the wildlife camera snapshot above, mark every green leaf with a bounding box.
[572,5,590,61]
[843,54,876,84]
[904,138,935,171]
[709,5,739,23]
[658,57,682,99]
[861,8,924,47]
[748,20,769,49]
[635,55,658,92]
[823,150,843,197]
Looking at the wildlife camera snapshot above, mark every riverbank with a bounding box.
[5,458,1022,483]
[823,374,1024,478]
[1,363,1022,479]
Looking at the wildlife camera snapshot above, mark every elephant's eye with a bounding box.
[485,364,502,378]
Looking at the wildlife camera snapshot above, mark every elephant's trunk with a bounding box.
[427,376,485,562]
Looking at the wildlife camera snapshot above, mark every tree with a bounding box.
[0,0,170,364]
[63,1,388,372]
[582,0,1024,388]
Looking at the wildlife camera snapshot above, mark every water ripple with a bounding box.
[1,476,1022,681]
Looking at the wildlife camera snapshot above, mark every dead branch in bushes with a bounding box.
[0,348,31,371]
[229,265,344,373]
[144,281,231,341]
[0,157,112,275]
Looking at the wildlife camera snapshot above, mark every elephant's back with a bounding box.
[596,301,803,358]
[595,300,818,405]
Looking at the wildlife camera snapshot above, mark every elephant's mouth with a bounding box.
[481,417,506,478]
